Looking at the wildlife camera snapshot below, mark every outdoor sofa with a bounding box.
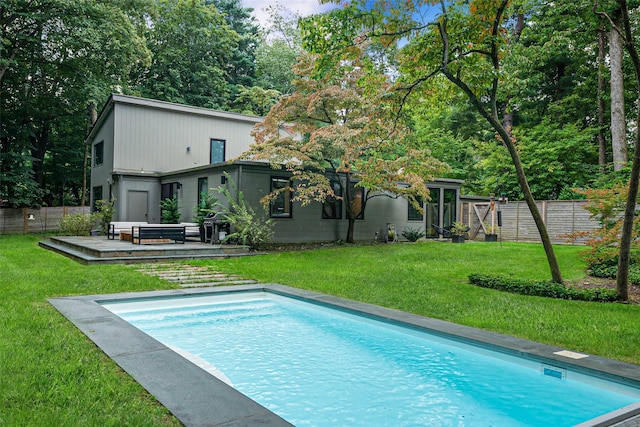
[108,222,199,240]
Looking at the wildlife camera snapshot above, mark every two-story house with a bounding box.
[88,94,463,243]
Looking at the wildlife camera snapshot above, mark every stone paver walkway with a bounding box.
[131,263,257,287]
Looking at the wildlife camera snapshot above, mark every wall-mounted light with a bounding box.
[221,175,227,184]
[186,146,191,152]
[106,178,112,184]
[176,182,182,190]
[27,213,35,221]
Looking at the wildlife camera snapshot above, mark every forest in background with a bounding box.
[1,0,637,208]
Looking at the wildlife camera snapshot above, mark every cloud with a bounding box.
[242,0,338,27]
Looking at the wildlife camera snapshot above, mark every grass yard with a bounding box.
[1,234,639,426]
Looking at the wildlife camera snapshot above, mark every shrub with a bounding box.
[94,199,115,235]
[401,227,426,242]
[216,174,273,251]
[59,213,98,236]
[589,260,640,285]
[569,184,640,266]
[160,196,181,224]
[468,274,619,302]
[193,192,219,227]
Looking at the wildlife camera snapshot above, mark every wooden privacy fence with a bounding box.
[0,207,91,234]
[461,200,599,245]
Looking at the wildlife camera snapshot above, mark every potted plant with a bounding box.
[193,192,219,242]
[450,221,468,243]
[483,222,498,242]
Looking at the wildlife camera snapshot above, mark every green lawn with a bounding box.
[201,241,640,364]
[1,235,639,426]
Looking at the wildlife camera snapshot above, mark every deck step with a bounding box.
[39,236,252,264]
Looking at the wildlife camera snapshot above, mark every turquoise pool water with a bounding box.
[103,292,640,427]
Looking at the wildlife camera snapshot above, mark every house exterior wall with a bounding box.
[237,166,462,243]
[89,94,463,241]
[159,163,460,243]
[116,175,162,222]
[89,94,262,223]
[112,100,259,174]
[89,112,115,211]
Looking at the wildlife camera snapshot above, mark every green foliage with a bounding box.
[246,44,448,243]
[193,192,219,227]
[95,198,116,235]
[255,4,300,94]
[1,0,151,208]
[160,196,181,224]
[231,85,280,116]
[567,184,640,267]
[474,120,599,200]
[207,0,259,90]
[588,259,640,285]
[0,152,45,207]
[59,213,98,236]
[450,221,468,236]
[468,274,619,302]
[401,227,425,242]
[216,175,273,250]
[132,0,238,109]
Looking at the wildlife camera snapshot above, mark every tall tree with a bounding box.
[132,0,238,109]
[0,0,151,207]
[206,0,259,91]
[254,4,302,95]
[317,0,563,282]
[595,0,640,300]
[245,47,447,243]
[608,8,628,171]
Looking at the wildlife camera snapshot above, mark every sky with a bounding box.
[241,0,338,27]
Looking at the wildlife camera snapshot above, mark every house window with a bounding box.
[408,196,424,221]
[92,186,103,211]
[161,182,179,200]
[198,177,208,205]
[94,141,104,166]
[322,180,342,219]
[270,177,292,218]
[443,188,457,229]
[350,183,364,220]
[210,139,225,164]
[426,187,440,237]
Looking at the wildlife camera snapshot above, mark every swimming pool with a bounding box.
[50,285,640,426]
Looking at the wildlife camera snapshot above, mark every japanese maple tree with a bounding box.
[245,45,447,243]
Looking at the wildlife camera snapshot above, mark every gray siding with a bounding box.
[113,101,259,174]
[89,112,115,210]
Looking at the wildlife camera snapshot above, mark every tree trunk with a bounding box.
[444,69,563,283]
[30,121,49,190]
[82,102,98,207]
[344,172,355,243]
[610,11,627,171]
[494,120,563,284]
[612,0,640,301]
[597,24,607,169]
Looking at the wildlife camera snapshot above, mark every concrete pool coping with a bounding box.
[49,284,640,427]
